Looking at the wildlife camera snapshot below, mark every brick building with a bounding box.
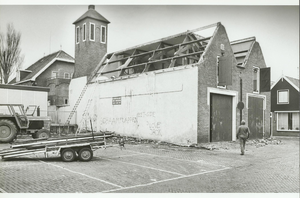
[66,6,271,145]
[73,5,110,78]
[9,50,75,107]
[271,76,299,136]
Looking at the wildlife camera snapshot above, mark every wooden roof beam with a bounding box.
[101,36,211,66]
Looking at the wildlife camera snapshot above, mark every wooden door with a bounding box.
[248,96,264,139]
[210,94,232,142]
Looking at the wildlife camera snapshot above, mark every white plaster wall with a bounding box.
[78,66,199,145]
[57,76,87,124]
[0,88,48,116]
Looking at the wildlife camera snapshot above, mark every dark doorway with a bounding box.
[210,94,233,142]
[248,96,264,139]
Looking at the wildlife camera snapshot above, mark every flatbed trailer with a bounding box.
[0,132,117,162]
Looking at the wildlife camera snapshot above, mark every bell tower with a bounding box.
[73,5,110,78]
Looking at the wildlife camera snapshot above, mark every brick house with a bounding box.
[66,6,271,145]
[271,76,299,136]
[9,50,75,107]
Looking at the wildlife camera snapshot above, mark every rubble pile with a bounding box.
[109,135,283,150]
[248,138,282,147]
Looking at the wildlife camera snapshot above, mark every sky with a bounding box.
[0,1,299,82]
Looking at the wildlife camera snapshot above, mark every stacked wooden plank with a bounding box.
[0,132,115,159]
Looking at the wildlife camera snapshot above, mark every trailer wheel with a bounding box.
[61,148,76,162]
[36,129,50,139]
[78,147,93,162]
[0,119,17,143]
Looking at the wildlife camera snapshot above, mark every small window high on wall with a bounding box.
[253,67,260,93]
[101,25,106,44]
[83,23,86,41]
[90,23,95,41]
[76,26,80,44]
[277,90,289,104]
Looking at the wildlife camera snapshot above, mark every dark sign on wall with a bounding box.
[112,96,121,105]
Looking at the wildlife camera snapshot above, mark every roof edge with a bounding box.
[230,37,256,45]
[107,22,220,56]
[271,75,299,91]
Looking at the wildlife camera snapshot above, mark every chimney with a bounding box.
[88,5,95,10]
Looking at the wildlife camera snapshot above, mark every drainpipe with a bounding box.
[240,77,242,124]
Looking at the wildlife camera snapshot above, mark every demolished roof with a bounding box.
[10,50,74,85]
[230,37,256,67]
[89,22,220,83]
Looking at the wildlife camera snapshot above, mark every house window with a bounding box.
[216,56,226,88]
[64,73,70,79]
[277,90,289,104]
[277,112,299,131]
[90,23,95,41]
[253,67,260,93]
[83,23,86,41]
[64,99,68,105]
[52,71,58,79]
[76,26,80,44]
[101,25,106,44]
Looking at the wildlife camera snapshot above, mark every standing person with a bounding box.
[236,120,250,155]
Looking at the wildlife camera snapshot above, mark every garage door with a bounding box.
[210,94,232,142]
[248,96,264,139]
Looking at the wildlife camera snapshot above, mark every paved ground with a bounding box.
[0,136,299,193]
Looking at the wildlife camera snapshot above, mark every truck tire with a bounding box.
[78,147,93,162]
[61,148,76,162]
[0,119,17,143]
[35,129,50,139]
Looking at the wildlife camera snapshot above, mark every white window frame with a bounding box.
[76,26,80,44]
[90,23,95,41]
[276,111,300,131]
[83,23,86,42]
[253,66,260,93]
[100,25,106,44]
[64,72,70,79]
[52,71,58,79]
[277,89,289,104]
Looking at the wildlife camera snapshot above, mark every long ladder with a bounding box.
[65,84,88,125]
[75,98,93,135]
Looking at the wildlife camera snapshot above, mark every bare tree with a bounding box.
[0,23,24,84]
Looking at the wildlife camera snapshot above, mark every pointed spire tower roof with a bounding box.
[73,5,110,24]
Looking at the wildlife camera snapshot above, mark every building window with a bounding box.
[90,23,95,41]
[52,71,58,79]
[64,73,70,79]
[253,67,260,93]
[76,26,80,44]
[277,112,299,131]
[101,25,106,44]
[64,99,68,105]
[83,23,86,41]
[216,56,226,88]
[277,90,289,104]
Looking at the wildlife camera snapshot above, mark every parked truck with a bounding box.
[0,104,51,143]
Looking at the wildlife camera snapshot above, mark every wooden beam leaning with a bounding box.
[100,36,211,66]
[101,50,204,74]
[88,53,109,83]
